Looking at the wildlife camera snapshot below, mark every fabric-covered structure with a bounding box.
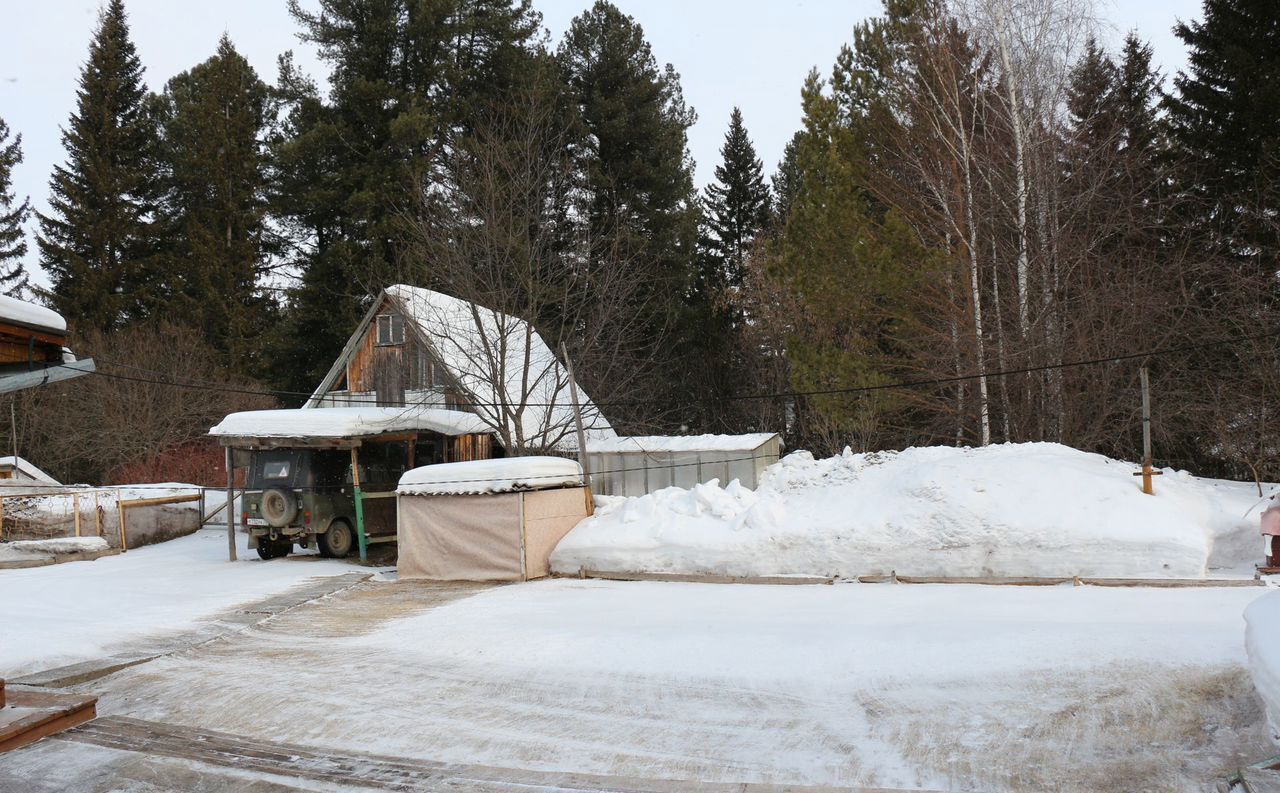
[397,457,590,581]
[585,433,782,496]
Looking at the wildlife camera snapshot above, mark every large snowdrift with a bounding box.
[1246,591,1280,739]
[553,442,1266,579]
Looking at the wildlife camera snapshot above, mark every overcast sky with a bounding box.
[2,0,1205,288]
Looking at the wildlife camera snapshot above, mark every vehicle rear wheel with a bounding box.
[256,538,292,561]
[319,520,354,559]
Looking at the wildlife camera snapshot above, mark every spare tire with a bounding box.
[260,487,298,527]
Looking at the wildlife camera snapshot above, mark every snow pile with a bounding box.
[398,456,583,496]
[1246,591,1280,739]
[553,442,1266,579]
[6,536,108,554]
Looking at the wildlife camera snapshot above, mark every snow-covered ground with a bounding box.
[70,577,1272,792]
[0,529,355,677]
[554,442,1269,580]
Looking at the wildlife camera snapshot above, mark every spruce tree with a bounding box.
[772,132,806,229]
[153,35,273,374]
[558,1,699,294]
[558,1,704,429]
[272,0,541,393]
[37,0,157,331]
[0,119,30,299]
[1166,0,1280,271]
[702,107,771,291]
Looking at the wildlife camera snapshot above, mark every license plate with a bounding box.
[245,517,267,527]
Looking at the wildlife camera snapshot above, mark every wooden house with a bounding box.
[0,295,93,393]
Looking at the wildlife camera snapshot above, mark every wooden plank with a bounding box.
[0,689,97,753]
[1080,577,1263,588]
[895,575,1074,586]
[118,493,202,508]
[578,569,834,586]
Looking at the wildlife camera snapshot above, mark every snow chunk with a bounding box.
[1246,591,1280,739]
[7,536,108,554]
[210,406,490,440]
[398,457,583,496]
[552,442,1261,580]
[0,294,66,333]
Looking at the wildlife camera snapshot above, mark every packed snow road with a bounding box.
[10,576,1271,793]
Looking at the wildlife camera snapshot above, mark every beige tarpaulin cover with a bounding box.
[397,486,590,581]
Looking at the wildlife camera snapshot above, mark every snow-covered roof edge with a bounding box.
[398,456,584,496]
[585,433,781,454]
[209,406,491,441]
[0,295,66,335]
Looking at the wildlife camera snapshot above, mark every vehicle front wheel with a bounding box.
[256,538,292,561]
[319,520,354,559]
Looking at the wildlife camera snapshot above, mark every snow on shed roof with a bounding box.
[586,433,780,454]
[0,455,60,485]
[398,456,584,496]
[210,406,490,441]
[0,295,66,335]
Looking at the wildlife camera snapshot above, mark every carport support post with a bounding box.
[351,446,367,562]
[559,341,591,486]
[225,446,237,561]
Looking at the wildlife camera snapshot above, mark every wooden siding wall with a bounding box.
[341,297,450,406]
[448,434,492,462]
[0,324,65,367]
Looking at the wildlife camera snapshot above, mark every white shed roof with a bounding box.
[398,456,584,496]
[586,433,779,454]
[210,406,490,441]
[0,455,60,484]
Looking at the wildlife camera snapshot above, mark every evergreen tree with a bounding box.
[558,1,703,429]
[558,1,699,296]
[37,0,157,331]
[772,131,806,229]
[0,119,30,299]
[271,0,541,394]
[702,107,771,291]
[152,35,274,375]
[1166,0,1280,271]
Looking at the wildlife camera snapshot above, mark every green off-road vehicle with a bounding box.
[242,442,414,560]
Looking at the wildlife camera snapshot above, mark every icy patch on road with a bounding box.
[556,442,1265,579]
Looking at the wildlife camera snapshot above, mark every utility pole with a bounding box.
[1135,365,1161,495]
[559,341,591,486]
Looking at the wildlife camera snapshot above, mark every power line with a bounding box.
[65,327,1280,411]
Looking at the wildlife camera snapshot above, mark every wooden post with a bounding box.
[117,489,128,552]
[94,492,103,537]
[1140,366,1154,495]
[559,341,591,487]
[225,446,237,561]
[351,446,367,562]
[73,492,81,537]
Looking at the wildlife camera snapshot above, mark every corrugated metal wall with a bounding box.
[586,436,781,497]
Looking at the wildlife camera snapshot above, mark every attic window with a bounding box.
[376,314,405,346]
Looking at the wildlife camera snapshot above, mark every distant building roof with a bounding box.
[0,295,66,335]
[0,455,60,485]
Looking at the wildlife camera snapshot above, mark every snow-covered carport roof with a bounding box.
[209,406,492,448]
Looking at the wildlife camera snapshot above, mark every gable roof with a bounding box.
[305,285,615,452]
[0,455,60,485]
